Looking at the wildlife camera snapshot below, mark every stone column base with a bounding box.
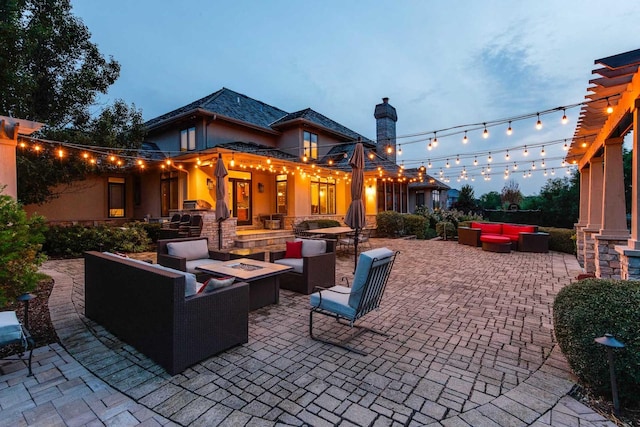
[615,245,640,280]
[575,223,586,267]
[594,234,628,279]
[582,229,598,274]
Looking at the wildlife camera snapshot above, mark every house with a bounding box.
[22,88,448,240]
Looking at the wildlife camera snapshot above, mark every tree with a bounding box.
[535,173,579,228]
[453,184,477,213]
[478,191,501,209]
[501,180,523,208]
[0,0,145,204]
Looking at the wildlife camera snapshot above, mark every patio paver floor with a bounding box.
[0,238,617,426]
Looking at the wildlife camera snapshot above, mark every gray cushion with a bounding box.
[309,285,356,319]
[150,263,199,297]
[0,311,23,344]
[203,277,235,292]
[185,259,222,274]
[295,238,326,257]
[348,247,395,308]
[275,258,303,274]
[167,239,209,261]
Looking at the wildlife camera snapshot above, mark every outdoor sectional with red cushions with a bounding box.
[458,222,549,252]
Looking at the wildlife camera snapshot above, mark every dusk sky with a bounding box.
[71,0,639,196]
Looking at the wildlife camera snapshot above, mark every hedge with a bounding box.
[44,223,152,258]
[539,227,576,254]
[554,279,640,406]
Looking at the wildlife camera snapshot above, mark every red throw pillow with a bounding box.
[285,241,303,259]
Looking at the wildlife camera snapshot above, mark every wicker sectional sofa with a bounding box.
[84,251,249,375]
[458,222,549,253]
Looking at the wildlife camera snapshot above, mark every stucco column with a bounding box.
[628,100,640,249]
[583,156,604,273]
[599,137,629,237]
[0,120,19,199]
[575,166,590,266]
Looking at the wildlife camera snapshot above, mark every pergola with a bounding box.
[568,48,640,279]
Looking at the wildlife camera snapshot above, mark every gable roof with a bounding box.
[271,108,371,142]
[145,88,288,130]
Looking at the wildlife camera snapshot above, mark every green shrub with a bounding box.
[44,224,151,258]
[0,190,47,307]
[403,214,427,239]
[376,211,404,237]
[554,279,640,406]
[539,227,576,254]
[129,221,162,243]
[424,228,438,239]
[436,221,456,239]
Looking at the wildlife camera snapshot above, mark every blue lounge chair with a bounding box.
[309,247,398,355]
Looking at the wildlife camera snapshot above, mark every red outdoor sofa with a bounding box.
[458,222,549,253]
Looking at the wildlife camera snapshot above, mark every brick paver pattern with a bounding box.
[0,238,617,426]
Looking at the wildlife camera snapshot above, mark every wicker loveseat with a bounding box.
[84,251,249,375]
[458,222,549,253]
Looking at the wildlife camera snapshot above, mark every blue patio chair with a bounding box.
[0,311,34,376]
[309,247,398,355]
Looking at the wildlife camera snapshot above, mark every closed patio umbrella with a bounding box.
[344,142,366,271]
[214,153,230,249]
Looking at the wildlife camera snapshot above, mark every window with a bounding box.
[108,177,125,218]
[303,131,318,160]
[432,190,440,210]
[180,127,196,151]
[310,176,335,214]
[276,174,287,214]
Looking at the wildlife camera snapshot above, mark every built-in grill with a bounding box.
[182,199,212,210]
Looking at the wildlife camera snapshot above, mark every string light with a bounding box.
[487,153,492,163]
[551,168,556,175]
[562,109,568,124]
[531,161,536,169]
[427,139,432,151]
[230,154,235,167]
[540,146,546,156]
[506,121,513,135]
[563,140,568,150]
[302,149,308,162]
[505,150,510,160]
[463,131,468,144]
[428,159,432,168]
[398,145,402,156]
[482,123,489,139]
[432,132,438,147]
[473,156,478,166]
[386,145,393,154]
[455,155,460,164]
[513,162,518,170]
[536,113,542,130]
[606,97,613,114]
[523,146,529,156]
[445,159,450,168]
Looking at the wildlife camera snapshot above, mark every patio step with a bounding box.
[234,229,294,248]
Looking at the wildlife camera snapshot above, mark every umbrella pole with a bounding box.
[353,228,360,274]
[218,220,223,250]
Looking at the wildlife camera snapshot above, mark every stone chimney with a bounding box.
[374,97,398,163]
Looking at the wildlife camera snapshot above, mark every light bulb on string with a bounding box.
[482,123,489,139]
[606,97,613,114]
[505,150,510,160]
[386,145,393,154]
[398,145,402,156]
[528,171,532,177]
[541,146,546,156]
[445,159,450,168]
[428,159,432,168]
[463,131,468,144]
[544,169,548,176]
[563,140,568,150]
[487,153,492,163]
[531,161,536,170]
[368,151,374,160]
[562,109,568,124]
[455,155,460,164]
[303,149,308,162]
[551,168,556,175]
[536,113,542,130]
[506,121,513,135]
[432,132,438,147]
[427,139,432,151]
[473,156,478,166]
[561,160,566,167]
[486,165,491,172]
[513,162,518,170]
[523,146,529,156]
[541,159,546,167]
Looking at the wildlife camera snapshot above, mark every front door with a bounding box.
[228,170,252,226]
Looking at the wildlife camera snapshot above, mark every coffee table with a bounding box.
[196,258,291,310]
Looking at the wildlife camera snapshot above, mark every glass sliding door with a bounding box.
[228,170,252,226]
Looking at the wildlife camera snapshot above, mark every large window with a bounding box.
[303,131,318,160]
[276,174,288,214]
[108,177,125,218]
[310,176,335,215]
[432,190,440,209]
[180,127,196,151]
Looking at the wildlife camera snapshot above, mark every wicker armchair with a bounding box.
[270,239,336,295]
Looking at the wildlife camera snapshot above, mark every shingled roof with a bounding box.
[271,108,371,142]
[145,88,288,130]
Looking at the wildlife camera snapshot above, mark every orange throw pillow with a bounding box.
[285,241,303,259]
